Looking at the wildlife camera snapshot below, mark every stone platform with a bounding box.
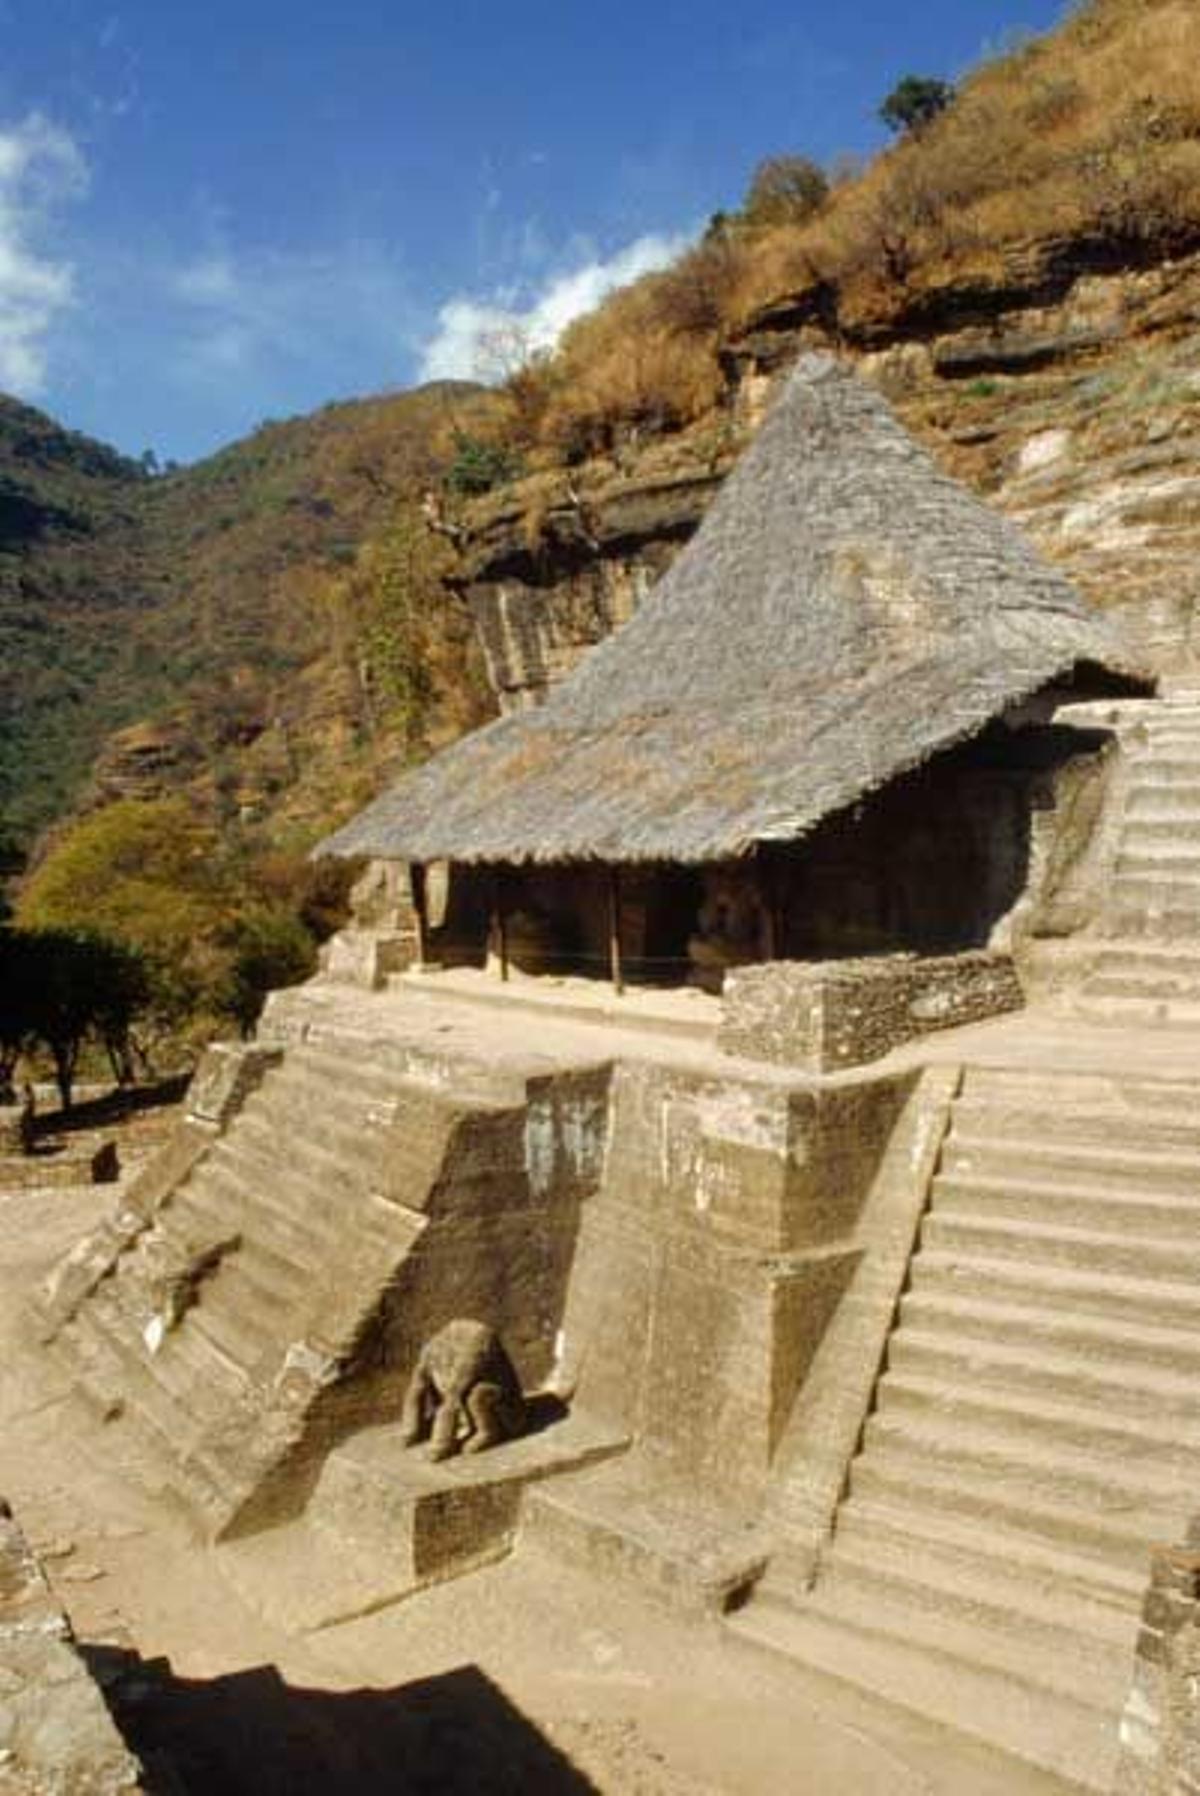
[220,1413,628,1631]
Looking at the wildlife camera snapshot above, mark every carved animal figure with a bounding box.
[400,1319,526,1462]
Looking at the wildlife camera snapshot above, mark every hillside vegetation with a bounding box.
[1,384,499,1048]
[0,381,498,858]
[477,0,1200,464]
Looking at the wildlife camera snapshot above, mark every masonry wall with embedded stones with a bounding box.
[0,1506,145,1793]
[1116,1541,1200,1795]
[719,952,1023,1072]
[554,1059,917,1513]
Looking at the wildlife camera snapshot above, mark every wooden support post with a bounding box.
[492,870,510,983]
[761,854,778,962]
[410,862,429,968]
[760,849,784,963]
[608,866,625,996]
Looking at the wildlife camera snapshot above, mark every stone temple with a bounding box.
[34,356,1200,1792]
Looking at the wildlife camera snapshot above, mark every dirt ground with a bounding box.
[0,1128,1076,1796]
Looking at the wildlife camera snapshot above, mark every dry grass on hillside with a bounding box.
[491,0,1200,466]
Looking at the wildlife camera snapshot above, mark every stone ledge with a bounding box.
[719,952,1024,1072]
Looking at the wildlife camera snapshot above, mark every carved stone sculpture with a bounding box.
[687,868,770,993]
[400,1319,527,1462]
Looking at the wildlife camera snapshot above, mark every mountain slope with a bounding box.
[0,381,497,859]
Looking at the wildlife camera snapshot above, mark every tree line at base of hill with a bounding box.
[0,927,151,1112]
[3,797,357,1111]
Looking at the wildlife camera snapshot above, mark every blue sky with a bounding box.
[0,0,1068,462]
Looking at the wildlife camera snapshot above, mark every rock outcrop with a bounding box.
[451,244,1200,705]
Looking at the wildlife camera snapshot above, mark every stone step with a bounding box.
[246,1083,398,1174]
[941,1135,1200,1198]
[864,1399,1191,1527]
[733,1587,1122,1792]
[271,1043,419,1110]
[1088,941,1200,975]
[831,1495,1143,1615]
[1126,758,1200,784]
[931,1168,1200,1238]
[1075,995,1200,1030]
[200,1149,347,1249]
[885,1331,1200,1434]
[911,1246,1200,1330]
[68,1296,203,1459]
[1122,819,1200,850]
[956,1064,1200,1117]
[823,1524,1136,1667]
[231,1110,381,1202]
[147,1201,310,1326]
[169,1176,322,1300]
[1126,782,1200,818]
[87,1277,243,1414]
[207,1136,392,1251]
[62,1309,232,1528]
[1108,899,1200,939]
[1083,972,1200,1006]
[1117,847,1200,878]
[1110,874,1200,913]
[899,1288,1200,1377]
[947,1096,1200,1153]
[283,1041,514,1119]
[524,1457,765,1615]
[1133,730,1200,748]
[799,1567,1129,1722]
[183,1285,279,1378]
[850,1434,1172,1576]
[921,1210,1200,1283]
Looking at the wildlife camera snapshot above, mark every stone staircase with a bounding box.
[1082,701,1200,1022]
[41,1037,526,1542]
[736,1063,1200,1792]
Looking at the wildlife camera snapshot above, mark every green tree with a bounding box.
[0,927,151,1109]
[17,798,232,1034]
[329,510,446,753]
[742,156,829,227]
[879,75,955,135]
[218,906,317,1038]
[444,429,525,497]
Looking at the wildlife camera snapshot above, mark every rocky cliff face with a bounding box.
[453,243,1200,706]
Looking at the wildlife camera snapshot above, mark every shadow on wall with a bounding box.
[83,1646,600,1796]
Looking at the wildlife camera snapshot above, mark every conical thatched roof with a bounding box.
[320,355,1146,867]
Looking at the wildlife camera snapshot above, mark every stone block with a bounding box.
[720,952,1024,1071]
[321,926,414,990]
[0,1103,32,1156]
[185,1041,282,1127]
[90,1139,120,1183]
[523,1455,767,1617]
[238,1416,630,1628]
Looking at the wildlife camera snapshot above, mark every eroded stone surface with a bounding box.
[0,1508,144,1794]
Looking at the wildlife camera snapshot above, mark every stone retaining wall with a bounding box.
[1117,1544,1200,1795]
[719,952,1023,1072]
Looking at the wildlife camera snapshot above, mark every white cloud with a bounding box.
[165,241,417,395]
[0,114,87,394]
[418,230,693,382]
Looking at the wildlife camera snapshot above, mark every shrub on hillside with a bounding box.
[445,429,526,496]
[742,156,830,228]
[879,75,956,136]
